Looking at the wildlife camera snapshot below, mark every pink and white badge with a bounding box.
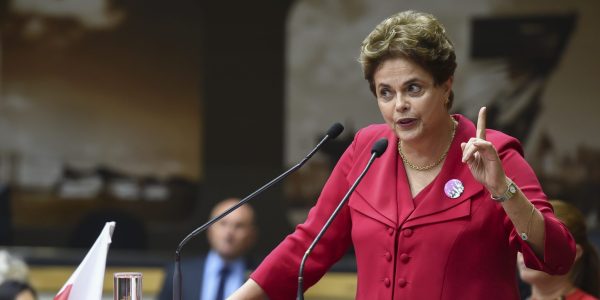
[444,179,464,199]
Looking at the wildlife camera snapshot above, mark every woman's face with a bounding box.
[517,252,553,285]
[373,57,452,144]
[16,290,36,300]
[517,245,582,285]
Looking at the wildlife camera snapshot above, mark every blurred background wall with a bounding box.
[0,0,204,252]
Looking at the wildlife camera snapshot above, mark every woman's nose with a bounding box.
[395,95,409,112]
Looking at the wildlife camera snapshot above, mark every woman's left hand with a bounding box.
[461,107,508,196]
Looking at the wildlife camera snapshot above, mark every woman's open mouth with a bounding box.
[396,118,418,128]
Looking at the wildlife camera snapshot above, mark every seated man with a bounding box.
[158,198,257,300]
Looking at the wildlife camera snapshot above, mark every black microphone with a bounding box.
[173,122,344,300]
[296,138,388,300]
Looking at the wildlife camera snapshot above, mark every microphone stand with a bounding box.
[173,123,344,300]
[296,138,388,300]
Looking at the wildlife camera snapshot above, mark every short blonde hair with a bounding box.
[359,10,457,108]
[549,200,600,296]
[0,250,29,283]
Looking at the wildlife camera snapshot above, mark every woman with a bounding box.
[0,280,37,300]
[230,10,575,299]
[518,200,600,300]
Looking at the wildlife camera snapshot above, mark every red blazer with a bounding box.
[251,114,575,299]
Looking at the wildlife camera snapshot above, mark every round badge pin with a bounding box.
[444,179,464,199]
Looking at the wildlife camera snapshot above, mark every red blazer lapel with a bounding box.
[403,115,485,228]
[396,156,415,227]
[346,116,486,229]
[347,128,398,228]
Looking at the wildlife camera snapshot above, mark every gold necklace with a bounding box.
[397,120,457,171]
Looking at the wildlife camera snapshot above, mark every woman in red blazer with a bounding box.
[230,10,575,299]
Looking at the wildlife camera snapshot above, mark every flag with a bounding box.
[54,221,116,300]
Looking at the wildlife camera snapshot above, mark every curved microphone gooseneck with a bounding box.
[296,138,388,300]
[173,123,344,300]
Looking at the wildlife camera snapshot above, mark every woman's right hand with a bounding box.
[227,279,269,300]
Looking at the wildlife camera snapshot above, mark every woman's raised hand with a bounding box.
[461,107,508,196]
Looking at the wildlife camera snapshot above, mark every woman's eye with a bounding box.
[407,84,422,94]
[379,89,393,100]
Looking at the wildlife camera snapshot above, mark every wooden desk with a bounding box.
[305,272,357,300]
[30,266,356,299]
[29,266,164,294]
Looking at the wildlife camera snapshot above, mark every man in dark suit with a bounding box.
[158,198,257,300]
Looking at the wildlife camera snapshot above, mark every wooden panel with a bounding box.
[30,265,356,299]
[29,266,164,294]
[305,273,357,300]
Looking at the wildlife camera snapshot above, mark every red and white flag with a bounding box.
[54,221,116,300]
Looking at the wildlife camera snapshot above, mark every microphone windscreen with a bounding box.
[371,138,388,157]
[326,123,344,139]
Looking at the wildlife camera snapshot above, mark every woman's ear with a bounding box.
[443,76,453,101]
[575,244,584,262]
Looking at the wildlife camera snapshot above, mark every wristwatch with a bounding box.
[491,179,518,202]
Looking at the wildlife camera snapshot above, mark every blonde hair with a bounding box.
[549,200,600,296]
[359,10,457,108]
[0,250,29,283]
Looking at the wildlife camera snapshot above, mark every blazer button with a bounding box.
[403,228,413,237]
[384,251,392,262]
[387,227,394,236]
[384,277,391,287]
[398,278,407,288]
[400,253,410,263]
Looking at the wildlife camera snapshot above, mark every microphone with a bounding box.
[173,122,344,300]
[296,138,388,300]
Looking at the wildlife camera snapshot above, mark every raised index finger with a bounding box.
[477,107,487,140]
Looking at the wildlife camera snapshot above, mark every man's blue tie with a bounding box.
[215,264,231,300]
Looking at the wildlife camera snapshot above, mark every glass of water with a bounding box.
[114,272,143,300]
